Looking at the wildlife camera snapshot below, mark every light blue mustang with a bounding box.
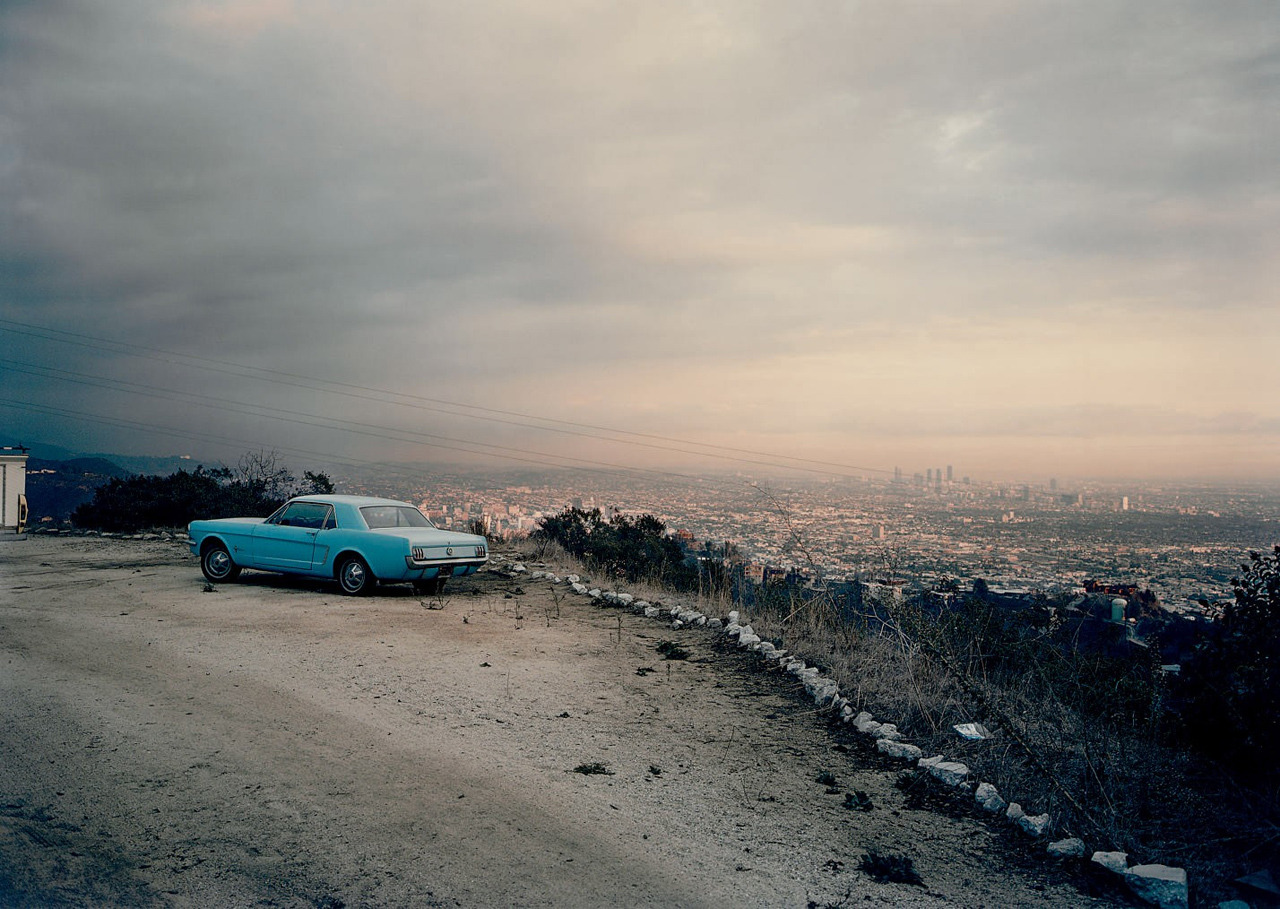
[188,494,488,595]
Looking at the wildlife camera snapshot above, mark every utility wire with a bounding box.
[0,317,894,476]
[4,359,874,480]
[0,399,790,512]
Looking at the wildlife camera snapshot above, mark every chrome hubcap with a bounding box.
[208,551,230,577]
[342,562,365,590]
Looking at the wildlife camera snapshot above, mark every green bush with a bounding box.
[71,455,334,532]
[534,507,699,589]
[1179,545,1280,775]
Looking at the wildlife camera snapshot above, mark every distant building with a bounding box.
[946,465,953,482]
[1,446,29,538]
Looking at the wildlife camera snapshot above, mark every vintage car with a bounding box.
[188,494,488,595]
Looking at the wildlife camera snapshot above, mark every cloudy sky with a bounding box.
[2,0,1277,483]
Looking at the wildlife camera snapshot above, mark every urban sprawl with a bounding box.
[340,466,1278,620]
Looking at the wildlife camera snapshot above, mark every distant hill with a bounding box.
[86,453,207,476]
[25,457,133,523]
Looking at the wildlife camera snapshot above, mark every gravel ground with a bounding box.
[0,536,1124,907]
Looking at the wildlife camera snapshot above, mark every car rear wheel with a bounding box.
[337,555,375,596]
[201,542,241,583]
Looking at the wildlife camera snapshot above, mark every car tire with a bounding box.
[201,542,241,583]
[337,555,375,596]
[413,578,446,596]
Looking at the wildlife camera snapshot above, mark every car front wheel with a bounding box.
[201,543,241,583]
[337,555,375,596]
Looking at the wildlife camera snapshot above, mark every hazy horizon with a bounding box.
[3,2,1278,483]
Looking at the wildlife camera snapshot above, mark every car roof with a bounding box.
[288,494,417,508]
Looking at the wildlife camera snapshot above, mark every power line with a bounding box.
[0,317,894,476]
[4,359,872,480]
[0,399,783,509]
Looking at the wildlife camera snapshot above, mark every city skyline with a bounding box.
[3,2,1278,481]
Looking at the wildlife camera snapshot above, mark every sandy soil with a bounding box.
[0,536,1122,908]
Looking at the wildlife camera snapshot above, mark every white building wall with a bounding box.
[1,452,29,535]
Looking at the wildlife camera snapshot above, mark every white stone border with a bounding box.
[516,564,1189,909]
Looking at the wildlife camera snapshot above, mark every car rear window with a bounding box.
[360,505,433,529]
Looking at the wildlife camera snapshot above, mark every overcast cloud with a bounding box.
[2,1,1278,480]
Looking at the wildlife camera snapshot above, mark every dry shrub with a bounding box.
[744,588,1276,902]
[505,540,1276,901]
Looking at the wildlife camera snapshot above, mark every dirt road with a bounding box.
[0,536,1116,907]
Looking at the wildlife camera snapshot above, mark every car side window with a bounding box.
[273,502,331,529]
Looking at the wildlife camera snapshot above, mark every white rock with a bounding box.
[643,606,660,618]
[974,782,1007,814]
[877,740,923,761]
[924,760,970,787]
[551,576,562,584]
[739,624,754,638]
[841,704,854,718]
[512,563,526,572]
[796,667,820,683]
[530,571,545,579]
[1124,864,1189,909]
[1091,851,1129,875]
[671,620,684,629]
[785,659,805,673]
[634,600,650,609]
[589,588,602,598]
[567,574,580,583]
[695,616,707,626]
[727,610,740,624]
[669,605,681,617]
[726,623,742,636]
[738,632,761,647]
[1047,838,1086,858]
[617,593,634,606]
[677,610,700,624]
[572,583,587,594]
[872,723,904,742]
[705,618,721,629]
[1017,812,1051,837]
[810,680,840,704]
[758,642,777,658]
[853,713,881,735]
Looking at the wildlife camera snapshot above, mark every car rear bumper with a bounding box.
[402,555,487,580]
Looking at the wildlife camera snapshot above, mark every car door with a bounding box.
[251,502,332,571]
